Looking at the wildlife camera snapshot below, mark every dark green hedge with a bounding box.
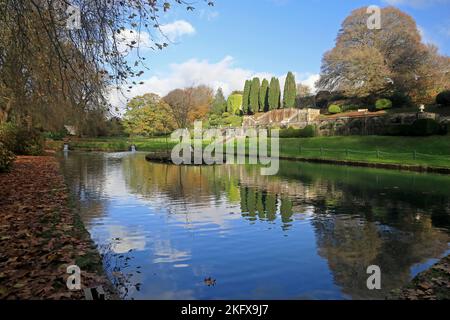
[385,119,445,136]
[280,125,316,138]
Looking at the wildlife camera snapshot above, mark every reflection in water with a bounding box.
[59,152,450,300]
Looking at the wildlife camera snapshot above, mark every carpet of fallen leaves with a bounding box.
[0,156,114,299]
[391,254,450,300]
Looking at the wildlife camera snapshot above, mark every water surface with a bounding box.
[59,152,450,300]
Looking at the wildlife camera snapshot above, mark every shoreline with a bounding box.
[390,254,450,300]
[279,156,450,175]
[0,155,116,299]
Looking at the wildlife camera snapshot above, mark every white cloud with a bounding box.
[108,56,319,111]
[160,20,196,42]
[298,74,320,93]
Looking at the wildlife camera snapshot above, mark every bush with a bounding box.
[280,127,298,138]
[43,129,68,141]
[436,90,450,106]
[315,91,331,109]
[328,104,342,114]
[0,142,15,172]
[375,99,393,110]
[299,125,316,137]
[410,119,441,136]
[390,91,412,108]
[223,115,243,127]
[280,125,316,138]
[0,123,45,155]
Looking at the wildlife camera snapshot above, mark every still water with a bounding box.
[59,152,450,300]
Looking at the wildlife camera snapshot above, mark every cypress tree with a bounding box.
[242,80,251,114]
[283,71,296,108]
[259,79,269,112]
[275,78,281,109]
[269,77,281,110]
[268,77,276,110]
[249,77,260,114]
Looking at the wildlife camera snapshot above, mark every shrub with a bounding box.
[328,104,342,114]
[375,99,393,110]
[436,90,450,106]
[410,119,441,136]
[0,123,45,155]
[223,115,243,127]
[279,127,298,138]
[299,125,316,138]
[280,125,316,138]
[0,142,15,172]
[43,129,68,141]
[315,91,331,109]
[0,122,18,151]
[390,91,412,108]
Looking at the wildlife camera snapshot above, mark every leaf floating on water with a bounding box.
[203,277,216,287]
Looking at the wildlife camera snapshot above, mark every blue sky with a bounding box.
[110,0,450,107]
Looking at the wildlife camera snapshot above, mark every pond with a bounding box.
[58,152,450,300]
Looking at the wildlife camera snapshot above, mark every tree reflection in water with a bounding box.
[60,152,450,299]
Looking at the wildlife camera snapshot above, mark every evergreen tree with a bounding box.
[259,79,269,112]
[275,78,281,108]
[211,87,227,115]
[242,80,251,114]
[283,71,296,108]
[269,77,281,110]
[249,77,260,114]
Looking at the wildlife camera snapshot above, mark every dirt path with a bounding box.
[0,156,114,299]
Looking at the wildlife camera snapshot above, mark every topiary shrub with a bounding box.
[436,90,450,106]
[375,98,393,110]
[0,142,15,172]
[328,104,342,114]
[410,119,441,136]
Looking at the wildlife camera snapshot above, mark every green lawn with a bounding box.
[280,136,450,168]
[67,135,450,169]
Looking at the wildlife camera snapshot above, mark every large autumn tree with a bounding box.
[124,93,176,136]
[317,6,448,102]
[163,85,213,129]
[0,0,213,130]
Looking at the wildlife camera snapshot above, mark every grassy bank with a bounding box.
[280,136,450,168]
[63,135,450,169]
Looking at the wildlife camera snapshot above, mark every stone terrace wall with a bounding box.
[243,109,446,136]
